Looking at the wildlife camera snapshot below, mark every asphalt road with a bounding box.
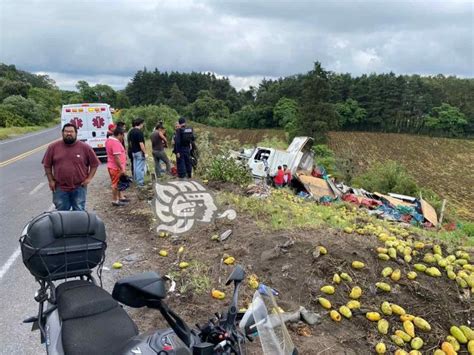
[0,126,62,354]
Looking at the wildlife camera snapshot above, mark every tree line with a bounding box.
[1,62,472,140]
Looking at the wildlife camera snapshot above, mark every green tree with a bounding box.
[93,84,117,105]
[167,83,188,112]
[28,88,61,120]
[335,98,367,127]
[188,91,229,125]
[273,97,299,129]
[0,95,49,125]
[76,80,98,102]
[118,104,179,136]
[425,103,467,136]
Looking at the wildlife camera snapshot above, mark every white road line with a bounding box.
[29,182,46,195]
[0,126,58,145]
[0,203,55,281]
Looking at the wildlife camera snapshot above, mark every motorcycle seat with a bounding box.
[56,280,138,355]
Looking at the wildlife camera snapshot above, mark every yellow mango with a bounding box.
[366,312,381,321]
[446,255,456,263]
[376,282,391,292]
[349,286,362,299]
[224,256,235,265]
[441,341,457,355]
[395,350,409,355]
[344,226,353,233]
[321,285,335,294]
[410,337,423,350]
[425,267,442,277]
[339,305,352,319]
[318,297,331,309]
[346,300,361,310]
[438,258,448,268]
[455,259,468,266]
[460,325,474,341]
[407,271,417,280]
[414,264,427,272]
[378,319,389,334]
[433,350,447,355]
[330,310,341,322]
[391,304,406,316]
[468,340,474,355]
[378,253,390,261]
[388,247,397,259]
[318,246,327,255]
[158,250,168,257]
[377,247,388,254]
[409,351,422,355]
[445,335,460,351]
[352,261,365,269]
[403,320,416,338]
[433,244,442,255]
[391,334,405,346]
[447,270,457,280]
[391,269,402,281]
[382,267,393,277]
[404,254,412,263]
[333,273,341,284]
[395,329,412,342]
[211,289,225,300]
[414,241,424,249]
[179,261,189,269]
[375,342,386,354]
[112,262,123,269]
[450,326,468,343]
[381,301,392,315]
[340,272,353,282]
[400,314,415,322]
[456,277,468,288]
[413,316,431,331]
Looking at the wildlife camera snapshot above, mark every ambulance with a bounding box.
[60,103,113,160]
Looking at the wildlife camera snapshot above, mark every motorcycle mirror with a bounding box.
[112,271,166,308]
[225,265,245,286]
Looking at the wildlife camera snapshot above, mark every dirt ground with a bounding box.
[87,167,473,355]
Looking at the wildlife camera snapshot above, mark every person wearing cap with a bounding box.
[173,117,195,179]
[106,123,116,138]
[105,126,129,206]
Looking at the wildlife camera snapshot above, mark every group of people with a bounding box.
[42,116,196,211]
[273,164,292,188]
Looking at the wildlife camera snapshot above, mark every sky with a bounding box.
[1,0,473,91]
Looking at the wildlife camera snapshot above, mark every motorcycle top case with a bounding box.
[20,211,107,281]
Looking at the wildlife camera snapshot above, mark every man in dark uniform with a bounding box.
[173,117,195,179]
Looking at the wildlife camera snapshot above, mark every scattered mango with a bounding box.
[468,340,474,355]
[395,329,412,342]
[339,305,352,319]
[318,246,328,255]
[400,314,415,322]
[450,326,468,344]
[376,282,391,292]
[349,286,362,299]
[333,273,341,284]
[403,320,416,338]
[413,317,431,331]
[340,273,353,282]
[318,297,331,309]
[366,312,381,321]
[391,334,405,346]
[410,337,423,350]
[381,301,392,315]
[425,267,442,277]
[158,250,168,257]
[460,325,474,341]
[112,262,123,269]
[407,271,417,280]
[351,261,365,269]
[378,253,390,261]
[391,269,402,281]
[223,256,235,265]
[211,289,225,300]
[445,335,460,351]
[441,341,457,355]
[382,267,393,277]
[179,262,189,269]
[391,304,406,316]
[375,342,386,354]
[414,264,427,272]
[378,319,389,334]
[321,285,335,295]
[346,300,361,310]
[330,310,341,322]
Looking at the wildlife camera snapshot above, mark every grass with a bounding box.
[168,260,212,295]
[0,120,60,140]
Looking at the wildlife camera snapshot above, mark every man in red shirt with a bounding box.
[106,127,128,206]
[42,123,100,210]
[273,165,285,188]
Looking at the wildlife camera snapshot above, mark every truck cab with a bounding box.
[61,103,113,159]
[247,137,314,178]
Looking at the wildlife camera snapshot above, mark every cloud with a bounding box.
[0,0,472,90]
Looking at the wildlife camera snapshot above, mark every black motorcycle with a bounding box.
[20,210,297,355]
